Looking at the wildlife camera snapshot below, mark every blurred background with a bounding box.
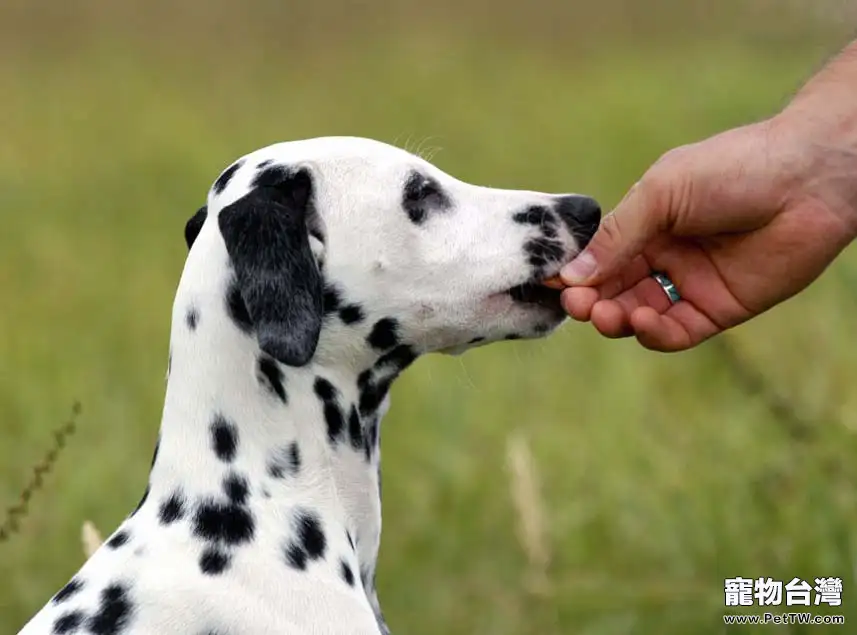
[1,1,856,633]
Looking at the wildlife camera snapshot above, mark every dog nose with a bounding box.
[554,195,601,249]
[555,194,602,227]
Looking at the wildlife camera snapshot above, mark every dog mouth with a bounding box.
[504,276,565,309]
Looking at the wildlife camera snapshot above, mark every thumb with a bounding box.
[560,179,668,286]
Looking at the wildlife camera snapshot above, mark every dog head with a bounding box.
[183,137,600,368]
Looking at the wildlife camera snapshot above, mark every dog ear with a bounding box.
[218,168,323,367]
[185,206,208,250]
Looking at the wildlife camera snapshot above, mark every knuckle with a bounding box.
[656,144,693,168]
[640,165,673,203]
[637,152,690,227]
[596,209,624,247]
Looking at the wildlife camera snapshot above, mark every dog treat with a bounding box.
[540,276,565,290]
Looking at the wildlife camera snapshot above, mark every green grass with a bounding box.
[2,4,857,633]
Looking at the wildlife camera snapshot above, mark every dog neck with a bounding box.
[134,257,414,629]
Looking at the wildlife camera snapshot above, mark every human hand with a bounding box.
[558,115,857,352]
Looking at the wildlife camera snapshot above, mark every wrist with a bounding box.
[766,111,857,240]
[772,40,857,237]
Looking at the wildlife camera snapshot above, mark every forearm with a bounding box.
[774,39,857,238]
[782,39,857,134]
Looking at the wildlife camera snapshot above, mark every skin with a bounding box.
[559,40,857,352]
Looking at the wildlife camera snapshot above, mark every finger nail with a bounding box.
[560,251,597,283]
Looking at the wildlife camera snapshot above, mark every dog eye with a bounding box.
[404,175,434,201]
[403,171,451,224]
[404,172,446,203]
[416,180,440,200]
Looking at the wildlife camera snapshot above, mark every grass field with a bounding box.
[2,2,857,633]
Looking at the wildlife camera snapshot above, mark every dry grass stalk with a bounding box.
[505,431,552,597]
[81,520,103,558]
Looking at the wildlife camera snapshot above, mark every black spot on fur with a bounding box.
[283,508,326,571]
[513,206,552,226]
[377,344,417,373]
[213,160,244,195]
[341,560,355,587]
[257,355,287,403]
[284,543,307,570]
[106,530,130,549]
[353,344,415,438]
[257,159,273,169]
[366,416,380,455]
[505,334,521,340]
[534,323,551,334]
[513,206,558,238]
[468,336,485,344]
[266,457,284,478]
[358,375,392,418]
[288,442,301,474]
[402,170,451,225]
[210,415,238,462]
[267,442,301,478]
[86,583,133,635]
[53,610,85,634]
[159,491,186,525]
[324,403,345,444]
[357,369,372,390]
[348,406,363,450]
[297,510,326,559]
[323,286,341,315]
[314,378,347,444]
[53,578,83,604]
[363,427,374,461]
[226,279,253,334]
[313,376,337,402]
[223,473,249,505]
[193,499,255,545]
[367,318,399,351]
[338,304,364,325]
[524,238,565,269]
[346,530,355,550]
[199,548,231,575]
[186,306,199,330]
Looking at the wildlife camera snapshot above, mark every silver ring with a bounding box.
[651,271,681,304]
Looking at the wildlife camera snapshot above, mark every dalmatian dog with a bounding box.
[17,136,600,635]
